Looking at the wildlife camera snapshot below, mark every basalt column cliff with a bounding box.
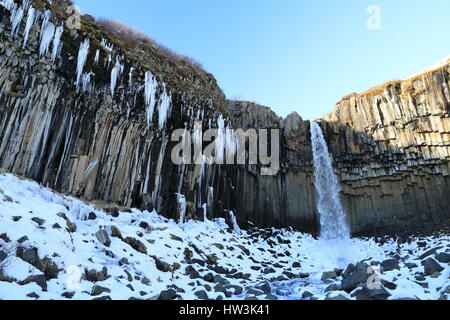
[1,0,449,236]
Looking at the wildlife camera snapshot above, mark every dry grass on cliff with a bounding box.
[96,19,204,69]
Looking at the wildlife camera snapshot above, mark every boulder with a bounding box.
[325,283,343,293]
[342,262,370,292]
[91,285,111,296]
[351,286,391,300]
[185,266,200,279]
[152,256,172,273]
[435,252,450,264]
[95,230,111,247]
[124,237,147,254]
[325,293,351,300]
[194,290,209,300]
[422,258,444,276]
[381,259,399,271]
[321,271,338,281]
[0,250,6,262]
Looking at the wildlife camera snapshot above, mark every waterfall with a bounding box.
[310,122,350,241]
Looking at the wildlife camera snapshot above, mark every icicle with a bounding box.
[23,6,35,47]
[176,193,186,224]
[81,72,93,93]
[158,85,172,131]
[202,203,208,221]
[76,39,90,90]
[226,126,237,158]
[110,58,123,95]
[40,10,51,39]
[144,71,158,125]
[100,38,113,52]
[94,49,100,64]
[0,0,16,11]
[215,115,226,163]
[10,5,24,37]
[229,211,242,235]
[128,67,134,87]
[39,21,55,57]
[51,25,63,62]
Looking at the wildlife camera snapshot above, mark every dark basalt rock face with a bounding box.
[1,0,450,236]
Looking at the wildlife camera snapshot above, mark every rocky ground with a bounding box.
[0,172,449,300]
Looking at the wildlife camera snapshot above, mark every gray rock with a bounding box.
[325,283,343,293]
[17,236,29,244]
[203,272,214,283]
[27,292,40,299]
[419,248,439,260]
[152,256,172,272]
[435,252,450,264]
[124,237,147,254]
[185,266,200,279]
[92,296,112,300]
[321,271,338,281]
[31,217,45,226]
[26,275,47,291]
[422,258,444,276]
[351,286,391,300]
[91,285,111,296]
[342,262,370,292]
[405,262,418,269]
[225,285,243,295]
[158,289,177,300]
[325,293,351,300]
[62,292,75,299]
[84,268,108,282]
[0,250,6,262]
[17,247,42,269]
[381,259,399,271]
[88,212,97,220]
[302,291,314,298]
[214,284,227,294]
[195,290,209,300]
[246,288,265,296]
[255,281,271,294]
[95,230,111,247]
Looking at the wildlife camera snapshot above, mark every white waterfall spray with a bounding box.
[310,121,350,241]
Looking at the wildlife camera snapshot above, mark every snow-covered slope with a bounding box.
[0,172,449,300]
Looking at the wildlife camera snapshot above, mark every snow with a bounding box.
[76,39,90,90]
[144,71,158,125]
[0,172,449,300]
[22,6,36,48]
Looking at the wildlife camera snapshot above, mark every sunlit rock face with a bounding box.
[322,66,450,236]
[1,0,449,236]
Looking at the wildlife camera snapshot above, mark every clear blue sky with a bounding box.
[74,0,450,120]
